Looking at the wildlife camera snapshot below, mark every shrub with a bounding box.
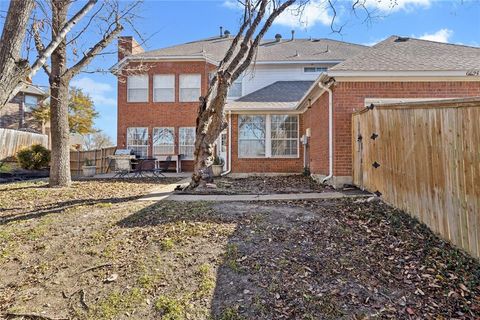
[17,144,51,170]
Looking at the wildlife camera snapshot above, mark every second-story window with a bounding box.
[24,95,38,112]
[153,74,175,102]
[228,77,242,99]
[304,67,328,73]
[179,74,201,102]
[127,75,148,102]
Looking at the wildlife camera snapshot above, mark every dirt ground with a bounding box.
[184,175,332,195]
[0,179,479,319]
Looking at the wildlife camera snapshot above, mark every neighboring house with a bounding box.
[0,84,48,133]
[112,34,480,186]
[112,33,367,172]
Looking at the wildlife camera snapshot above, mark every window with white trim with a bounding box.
[127,127,148,157]
[304,66,328,73]
[179,127,196,159]
[127,75,148,102]
[179,74,201,102]
[153,127,174,155]
[238,115,266,157]
[23,95,38,112]
[228,77,242,99]
[153,75,175,102]
[271,115,298,157]
[238,114,299,158]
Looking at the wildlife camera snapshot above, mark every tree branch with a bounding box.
[65,21,124,79]
[6,0,97,104]
[32,21,51,77]
[29,0,98,78]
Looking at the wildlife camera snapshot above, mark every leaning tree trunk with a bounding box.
[190,78,230,188]
[0,0,35,108]
[49,1,72,187]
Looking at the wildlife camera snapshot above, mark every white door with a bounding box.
[218,131,227,170]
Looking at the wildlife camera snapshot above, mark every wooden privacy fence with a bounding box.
[352,97,480,258]
[0,128,48,160]
[70,146,116,176]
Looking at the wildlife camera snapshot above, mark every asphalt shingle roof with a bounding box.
[133,37,367,63]
[330,36,480,72]
[236,81,314,102]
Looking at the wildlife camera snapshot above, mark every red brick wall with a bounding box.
[308,81,480,177]
[230,114,305,173]
[303,93,329,175]
[117,61,216,171]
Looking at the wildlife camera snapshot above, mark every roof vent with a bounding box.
[394,36,409,42]
[312,39,320,42]
[275,33,282,42]
[219,26,223,37]
[224,30,231,38]
[291,30,295,40]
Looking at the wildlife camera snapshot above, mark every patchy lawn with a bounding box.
[0,179,479,319]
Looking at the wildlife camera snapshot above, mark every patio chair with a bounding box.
[153,156,172,178]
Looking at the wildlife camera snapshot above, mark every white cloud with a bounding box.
[417,28,453,43]
[274,1,332,29]
[71,77,116,108]
[363,0,431,12]
[222,0,241,9]
[222,0,332,29]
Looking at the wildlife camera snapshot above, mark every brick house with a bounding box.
[112,33,367,172]
[112,34,480,186]
[0,84,48,133]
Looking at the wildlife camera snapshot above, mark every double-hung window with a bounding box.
[24,95,38,112]
[227,76,242,99]
[238,115,266,157]
[238,115,298,158]
[127,75,148,102]
[271,115,298,157]
[179,127,196,159]
[179,74,201,102]
[127,127,148,157]
[153,74,175,102]
[153,127,175,155]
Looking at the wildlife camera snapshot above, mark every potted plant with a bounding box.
[82,158,96,177]
[211,156,224,177]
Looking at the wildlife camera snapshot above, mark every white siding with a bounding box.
[241,63,335,96]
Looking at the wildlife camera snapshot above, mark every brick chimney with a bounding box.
[118,36,144,61]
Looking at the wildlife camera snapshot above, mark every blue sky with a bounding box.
[1,0,479,142]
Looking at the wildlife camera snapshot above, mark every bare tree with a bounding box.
[189,0,297,188]
[0,0,97,109]
[33,0,139,187]
[188,0,382,189]
[83,131,114,150]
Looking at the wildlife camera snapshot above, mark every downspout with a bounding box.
[318,81,333,184]
[221,111,232,176]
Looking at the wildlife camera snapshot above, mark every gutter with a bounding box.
[221,111,232,176]
[318,81,334,184]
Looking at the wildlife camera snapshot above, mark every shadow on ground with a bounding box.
[118,199,480,319]
[0,195,141,225]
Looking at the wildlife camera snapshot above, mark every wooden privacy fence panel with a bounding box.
[0,128,48,160]
[70,146,116,176]
[352,98,480,258]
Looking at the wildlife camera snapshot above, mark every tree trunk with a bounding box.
[190,80,229,188]
[0,0,35,108]
[49,1,72,187]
